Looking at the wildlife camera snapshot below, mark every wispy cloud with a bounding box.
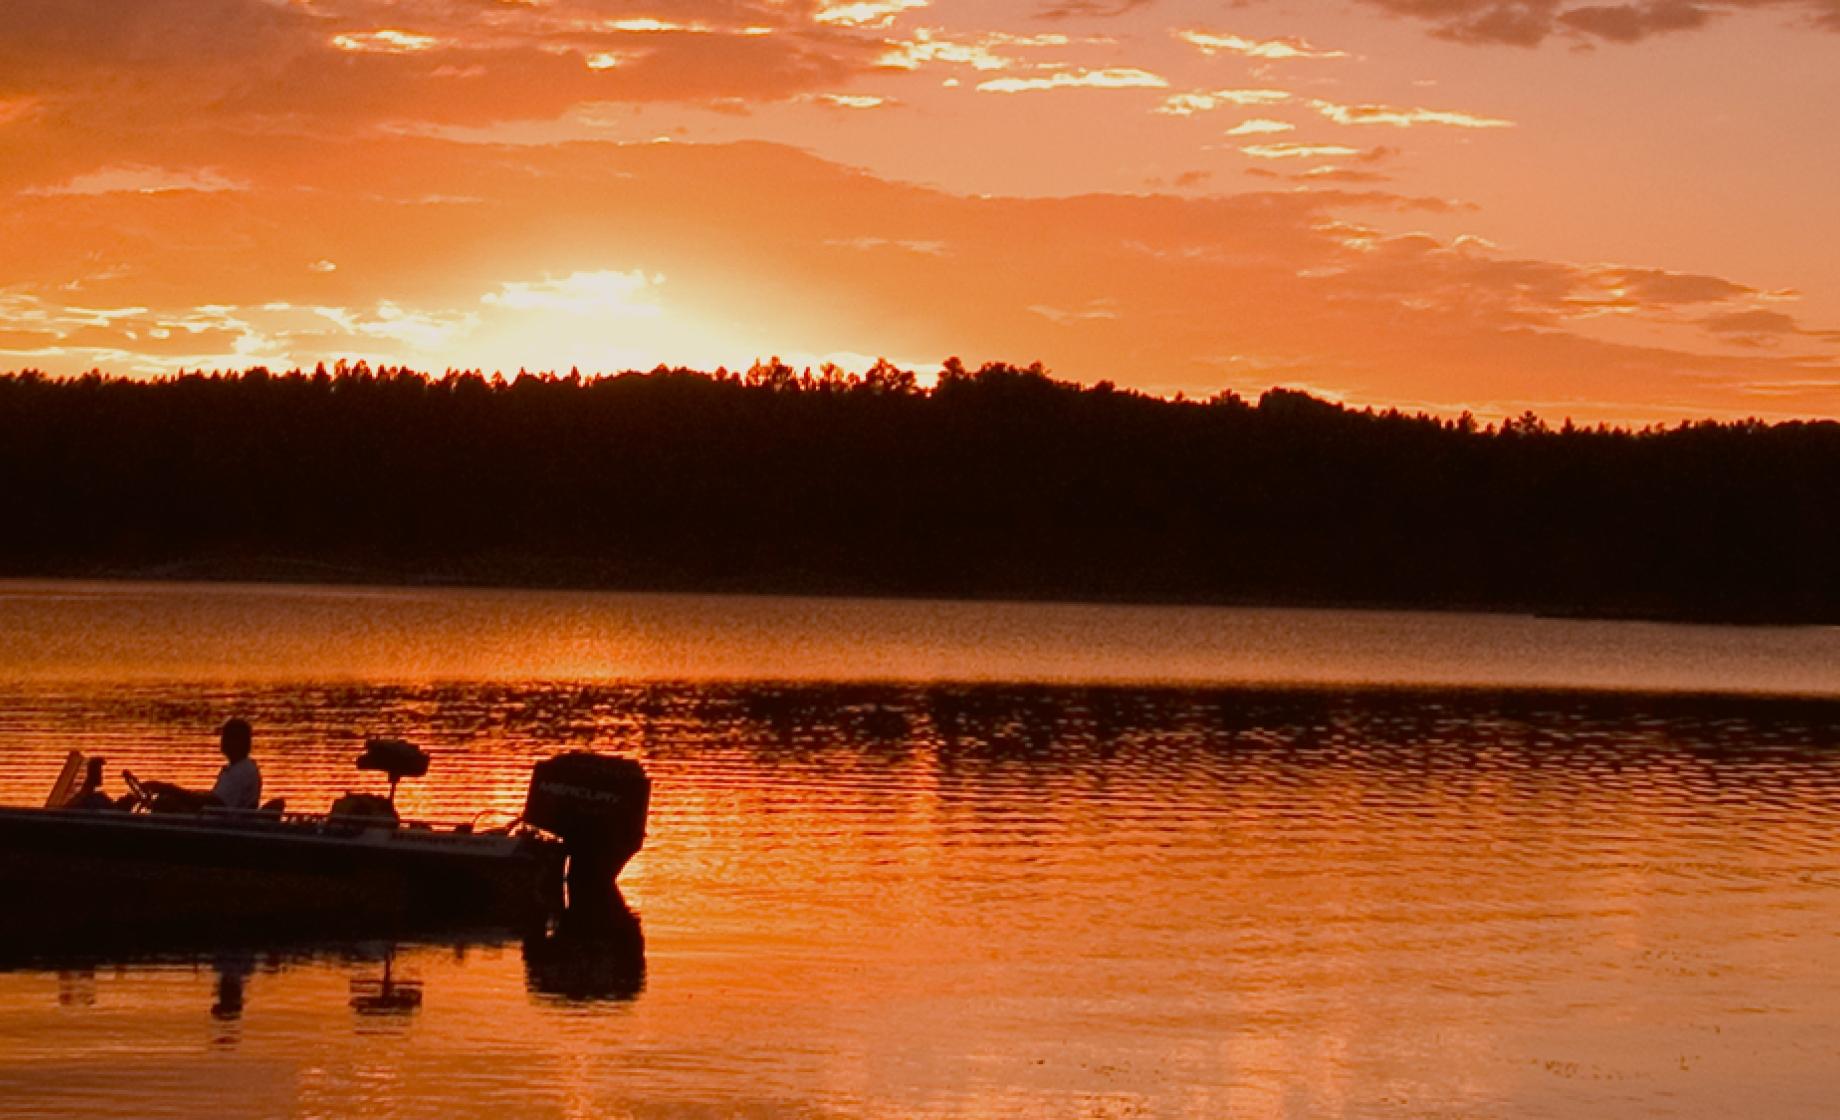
[329,29,443,54]
[597,18,714,35]
[26,165,249,196]
[1317,0,1838,45]
[1176,29,1347,59]
[1704,308,1801,334]
[826,237,950,255]
[879,29,1070,71]
[1037,0,1156,17]
[1156,89,1293,115]
[319,302,480,351]
[1242,142,1363,159]
[1030,299,1120,324]
[1313,100,1513,128]
[978,67,1168,93]
[1225,118,1296,136]
[818,93,893,109]
[815,0,929,30]
[0,97,38,126]
[0,0,867,134]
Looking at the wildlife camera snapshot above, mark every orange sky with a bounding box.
[1,0,1836,422]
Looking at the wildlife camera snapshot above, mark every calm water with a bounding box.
[1,581,1839,1118]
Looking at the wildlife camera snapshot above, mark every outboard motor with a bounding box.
[523,753,651,887]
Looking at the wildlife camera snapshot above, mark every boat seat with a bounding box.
[260,797,286,817]
[44,751,84,809]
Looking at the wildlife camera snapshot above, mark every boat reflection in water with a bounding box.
[2,881,646,1028]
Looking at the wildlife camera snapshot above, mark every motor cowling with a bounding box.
[523,753,650,884]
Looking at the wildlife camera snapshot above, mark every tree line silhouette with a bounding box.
[2,360,1836,621]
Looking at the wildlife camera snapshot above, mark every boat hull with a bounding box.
[0,808,569,939]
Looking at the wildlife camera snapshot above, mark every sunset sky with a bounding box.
[2,0,1836,421]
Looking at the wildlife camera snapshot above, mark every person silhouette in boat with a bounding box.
[67,756,118,811]
[125,718,264,813]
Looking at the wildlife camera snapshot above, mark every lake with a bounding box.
[1,580,1838,1118]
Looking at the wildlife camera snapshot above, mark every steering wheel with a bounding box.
[121,770,150,811]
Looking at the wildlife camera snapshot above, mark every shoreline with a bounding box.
[6,556,1829,630]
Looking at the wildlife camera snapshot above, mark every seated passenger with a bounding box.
[127,718,264,813]
[210,718,263,810]
[68,756,117,812]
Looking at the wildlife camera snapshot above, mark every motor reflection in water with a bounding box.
[347,951,423,1019]
[523,881,648,1002]
[0,883,645,1027]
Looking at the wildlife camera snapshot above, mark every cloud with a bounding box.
[1176,30,1348,59]
[1328,0,1840,45]
[319,302,481,351]
[1313,234,1783,333]
[1030,299,1120,324]
[1701,307,1811,348]
[1242,142,1364,159]
[1595,267,1754,304]
[1287,167,1395,183]
[827,237,950,254]
[25,166,249,196]
[1155,89,1293,116]
[818,93,893,108]
[0,0,877,138]
[0,295,280,370]
[1037,0,1157,17]
[977,68,1168,93]
[1313,100,1514,128]
[1704,308,1801,334]
[0,134,1832,420]
[331,29,446,54]
[1558,1,1717,38]
[814,0,929,29]
[1225,119,1296,136]
[878,28,1070,71]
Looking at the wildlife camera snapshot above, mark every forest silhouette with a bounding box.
[2,359,1835,622]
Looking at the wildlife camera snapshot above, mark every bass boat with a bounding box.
[0,744,649,937]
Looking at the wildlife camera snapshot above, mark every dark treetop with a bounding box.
[3,360,1837,622]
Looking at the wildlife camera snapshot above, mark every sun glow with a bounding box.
[423,270,770,374]
[483,271,664,318]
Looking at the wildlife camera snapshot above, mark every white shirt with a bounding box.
[212,757,262,811]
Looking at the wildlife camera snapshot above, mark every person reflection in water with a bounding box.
[127,718,264,813]
[212,951,256,1022]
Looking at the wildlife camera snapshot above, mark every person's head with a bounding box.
[220,718,253,762]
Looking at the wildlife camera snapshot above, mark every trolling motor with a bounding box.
[328,738,432,824]
[522,753,651,888]
[357,738,431,805]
